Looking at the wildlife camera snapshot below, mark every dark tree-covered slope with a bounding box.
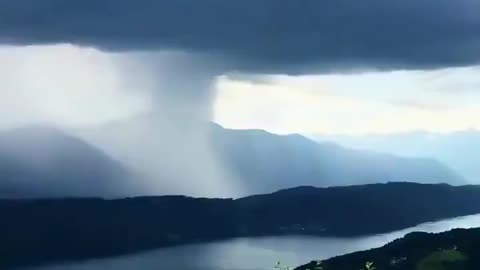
[297,228,480,270]
[1,183,480,269]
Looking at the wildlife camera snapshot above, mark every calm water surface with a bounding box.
[27,214,480,270]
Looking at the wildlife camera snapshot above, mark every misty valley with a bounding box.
[0,123,469,199]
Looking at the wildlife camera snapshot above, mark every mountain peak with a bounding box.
[0,125,135,199]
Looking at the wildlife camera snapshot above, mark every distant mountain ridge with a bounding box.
[211,124,466,193]
[0,126,139,198]
[2,182,480,269]
[314,129,480,182]
[0,123,467,199]
[77,116,466,196]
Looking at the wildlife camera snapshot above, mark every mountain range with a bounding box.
[76,115,466,196]
[314,130,480,183]
[0,126,138,198]
[210,124,466,193]
[0,122,467,198]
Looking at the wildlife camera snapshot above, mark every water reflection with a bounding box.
[28,214,480,270]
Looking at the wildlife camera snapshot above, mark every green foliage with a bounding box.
[417,250,467,270]
[294,228,480,270]
[364,261,376,270]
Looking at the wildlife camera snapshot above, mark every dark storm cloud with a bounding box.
[1,0,479,72]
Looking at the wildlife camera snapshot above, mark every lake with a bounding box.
[27,214,480,270]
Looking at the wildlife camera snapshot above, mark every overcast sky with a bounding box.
[1,43,479,135]
[0,0,479,135]
[0,44,151,129]
[215,67,480,135]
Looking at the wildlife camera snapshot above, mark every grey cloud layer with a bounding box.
[1,0,479,72]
